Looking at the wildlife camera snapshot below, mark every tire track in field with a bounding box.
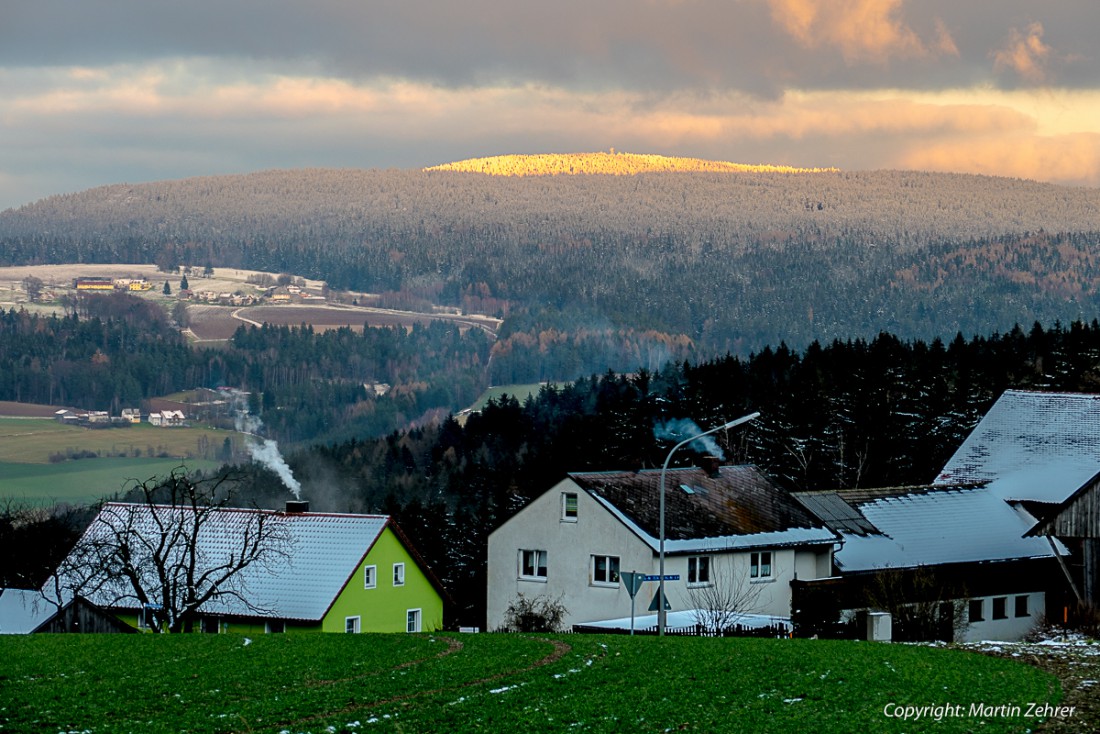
[304,635,464,688]
[278,635,574,730]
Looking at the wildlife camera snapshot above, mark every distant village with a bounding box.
[72,275,328,306]
[53,407,188,429]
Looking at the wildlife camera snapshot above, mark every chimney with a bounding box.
[700,456,721,477]
[285,500,309,513]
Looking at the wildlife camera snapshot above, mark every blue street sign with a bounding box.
[642,574,680,581]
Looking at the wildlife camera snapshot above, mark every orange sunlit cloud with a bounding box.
[993,23,1053,85]
[766,0,956,63]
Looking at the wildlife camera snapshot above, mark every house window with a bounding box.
[688,555,711,586]
[266,620,285,634]
[520,549,548,580]
[750,551,772,579]
[201,617,221,634]
[1015,595,1029,618]
[407,608,422,633]
[969,599,984,622]
[364,564,377,589]
[345,616,361,634]
[393,563,406,587]
[592,555,620,585]
[562,492,579,521]
[992,597,1007,620]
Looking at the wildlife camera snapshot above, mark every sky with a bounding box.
[3,1,1100,211]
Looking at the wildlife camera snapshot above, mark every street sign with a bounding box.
[648,588,672,612]
[643,574,680,581]
[620,571,645,599]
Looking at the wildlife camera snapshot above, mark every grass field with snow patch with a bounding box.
[0,632,1066,733]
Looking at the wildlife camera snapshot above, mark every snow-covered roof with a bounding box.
[935,390,1100,503]
[61,504,394,622]
[795,484,1062,573]
[0,589,55,634]
[569,465,839,554]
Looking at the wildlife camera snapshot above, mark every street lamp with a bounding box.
[657,412,760,636]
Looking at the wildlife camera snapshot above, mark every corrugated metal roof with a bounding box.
[801,485,1062,573]
[569,465,838,553]
[64,504,389,621]
[936,390,1100,503]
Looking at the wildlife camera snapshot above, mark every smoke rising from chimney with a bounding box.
[226,390,302,499]
[653,418,726,460]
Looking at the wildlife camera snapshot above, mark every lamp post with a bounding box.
[658,412,760,636]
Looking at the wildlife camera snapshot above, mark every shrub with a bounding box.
[501,593,567,632]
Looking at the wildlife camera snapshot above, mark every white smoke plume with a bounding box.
[225,389,302,499]
[653,418,725,460]
[247,437,302,499]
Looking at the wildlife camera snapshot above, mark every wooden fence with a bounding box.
[570,622,790,638]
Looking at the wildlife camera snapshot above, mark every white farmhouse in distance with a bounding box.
[148,410,186,427]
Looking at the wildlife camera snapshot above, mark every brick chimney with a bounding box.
[700,456,722,477]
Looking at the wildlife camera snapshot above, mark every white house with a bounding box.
[148,410,186,427]
[487,461,839,631]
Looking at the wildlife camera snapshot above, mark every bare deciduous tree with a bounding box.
[51,469,291,633]
[687,556,768,635]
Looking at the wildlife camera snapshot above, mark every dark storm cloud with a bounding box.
[5,1,1096,94]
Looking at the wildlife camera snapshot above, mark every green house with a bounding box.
[57,502,446,634]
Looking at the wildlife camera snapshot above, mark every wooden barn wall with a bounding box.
[1050,481,1100,539]
[38,603,134,634]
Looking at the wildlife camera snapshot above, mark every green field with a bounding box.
[0,418,241,465]
[0,457,222,506]
[0,633,1060,733]
[0,417,234,505]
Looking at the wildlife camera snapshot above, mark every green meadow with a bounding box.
[0,633,1060,734]
[0,457,222,506]
[0,417,230,505]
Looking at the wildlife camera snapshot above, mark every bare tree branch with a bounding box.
[51,469,291,633]
[687,555,769,634]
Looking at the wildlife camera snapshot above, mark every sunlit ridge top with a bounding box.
[424,152,839,176]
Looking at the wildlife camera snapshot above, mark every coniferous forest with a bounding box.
[6,167,1100,377]
[7,162,1100,625]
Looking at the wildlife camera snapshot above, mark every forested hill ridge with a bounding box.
[5,161,1100,377]
[423,151,837,175]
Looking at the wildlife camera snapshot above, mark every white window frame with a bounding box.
[750,551,773,581]
[969,598,984,622]
[591,554,620,586]
[519,549,548,581]
[687,555,712,586]
[363,564,377,589]
[345,615,361,634]
[406,608,422,633]
[561,492,579,522]
[393,562,406,587]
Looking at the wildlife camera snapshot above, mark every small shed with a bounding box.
[0,589,133,634]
